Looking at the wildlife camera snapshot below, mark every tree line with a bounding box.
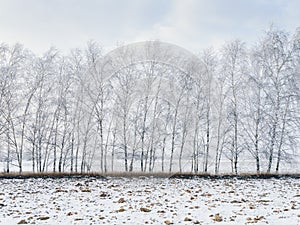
[0,26,300,174]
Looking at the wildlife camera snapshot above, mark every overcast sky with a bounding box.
[0,0,299,55]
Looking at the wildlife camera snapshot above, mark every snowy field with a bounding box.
[3,157,300,174]
[0,177,299,225]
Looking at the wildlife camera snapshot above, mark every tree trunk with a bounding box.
[161,136,166,172]
[276,96,290,173]
[169,105,179,173]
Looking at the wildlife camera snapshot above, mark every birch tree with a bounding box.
[221,40,247,174]
[256,27,300,172]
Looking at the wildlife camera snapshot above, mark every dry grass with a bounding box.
[0,171,299,179]
[0,172,105,179]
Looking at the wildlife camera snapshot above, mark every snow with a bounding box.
[3,157,300,174]
[0,177,299,224]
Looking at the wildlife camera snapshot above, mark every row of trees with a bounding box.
[0,26,300,174]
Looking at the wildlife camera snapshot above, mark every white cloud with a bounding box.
[0,0,299,55]
[131,0,300,54]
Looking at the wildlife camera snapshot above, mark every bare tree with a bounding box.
[201,49,216,172]
[221,40,247,174]
[213,75,230,174]
[255,27,300,172]
[0,43,30,173]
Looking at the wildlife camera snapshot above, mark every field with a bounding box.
[0,176,299,225]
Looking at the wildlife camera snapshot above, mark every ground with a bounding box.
[0,177,299,224]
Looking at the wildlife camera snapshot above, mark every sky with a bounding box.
[0,0,299,55]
